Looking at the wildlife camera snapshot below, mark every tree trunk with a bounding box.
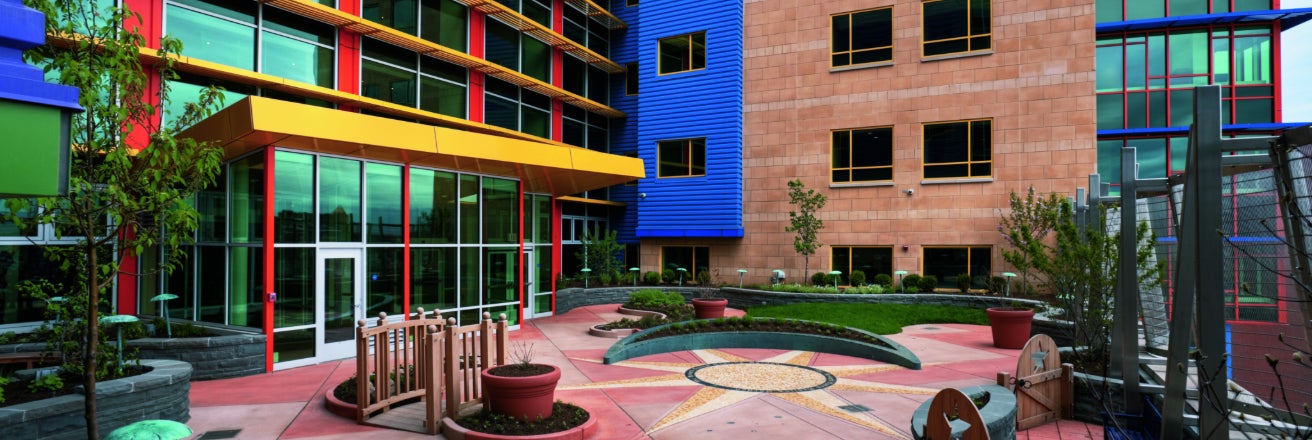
[803,254,810,283]
[84,241,99,440]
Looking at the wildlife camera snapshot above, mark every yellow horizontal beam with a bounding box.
[259,0,624,118]
[556,196,626,207]
[123,43,584,147]
[181,96,644,196]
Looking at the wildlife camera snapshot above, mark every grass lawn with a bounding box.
[746,303,989,335]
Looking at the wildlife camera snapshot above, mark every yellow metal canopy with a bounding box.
[180,96,644,196]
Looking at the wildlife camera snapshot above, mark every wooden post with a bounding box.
[1060,363,1074,419]
[997,371,1011,388]
[445,317,459,419]
[424,323,441,434]
[355,318,368,423]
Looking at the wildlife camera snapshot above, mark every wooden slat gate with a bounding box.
[925,388,990,440]
[997,334,1073,430]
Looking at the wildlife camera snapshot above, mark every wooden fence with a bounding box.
[354,309,508,434]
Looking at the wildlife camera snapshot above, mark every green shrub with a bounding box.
[901,274,922,292]
[662,269,676,283]
[844,285,885,294]
[918,275,939,293]
[849,270,866,286]
[872,273,892,288]
[598,272,613,285]
[989,276,1007,295]
[644,271,662,285]
[695,269,711,285]
[28,373,63,394]
[627,289,685,308]
[0,376,7,404]
[810,272,826,286]
[956,272,972,293]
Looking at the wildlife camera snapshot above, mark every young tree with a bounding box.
[11,1,224,437]
[575,227,624,280]
[785,179,826,278]
[998,187,1064,295]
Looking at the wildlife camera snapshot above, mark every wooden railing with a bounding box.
[354,309,508,434]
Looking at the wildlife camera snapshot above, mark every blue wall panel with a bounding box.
[633,0,744,238]
[608,0,641,244]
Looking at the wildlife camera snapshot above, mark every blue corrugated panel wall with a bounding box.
[609,0,640,244]
[632,0,744,238]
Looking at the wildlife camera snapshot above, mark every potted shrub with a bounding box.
[480,343,561,421]
[985,305,1035,349]
[690,289,727,319]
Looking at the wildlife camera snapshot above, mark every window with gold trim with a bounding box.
[831,246,894,285]
[661,246,709,282]
[922,0,991,57]
[831,7,893,67]
[657,138,706,178]
[923,246,991,290]
[832,126,893,183]
[923,119,991,179]
[658,32,706,75]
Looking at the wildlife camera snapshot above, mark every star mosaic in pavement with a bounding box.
[562,349,939,439]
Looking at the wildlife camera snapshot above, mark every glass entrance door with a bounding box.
[319,248,363,360]
[527,246,553,318]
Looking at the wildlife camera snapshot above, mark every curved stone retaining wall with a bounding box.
[127,327,265,380]
[0,359,192,440]
[603,320,921,369]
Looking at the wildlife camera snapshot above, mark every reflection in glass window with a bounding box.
[831,246,894,285]
[923,119,991,179]
[319,157,362,243]
[832,127,892,183]
[274,151,315,243]
[659,32,706,74]
[922,0,991,57]
[657,138,706,177]
[923,246,991,289]
[362,38,467,118]
[832,7,893,67]
[366,164,403,244]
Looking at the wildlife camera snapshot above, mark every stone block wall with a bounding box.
[128,332,265,380]
[0,359,191,440]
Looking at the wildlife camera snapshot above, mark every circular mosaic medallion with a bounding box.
[685,362,836,393]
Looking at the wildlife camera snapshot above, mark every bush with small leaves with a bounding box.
[644,271,662,285]
[28,373,64,394]
[901,274,922,292]
[849,270,866,286]
[811,272,827,286]
[956,272,972,293]
[662,269,676,283]
[989,276,1007,295]
[872,273,892,288]
[918,275,939,293]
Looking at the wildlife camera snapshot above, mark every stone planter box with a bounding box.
[910,384,1017,440]
[1,322,264,381]
[127,324,265,381]
[0,359,192,440]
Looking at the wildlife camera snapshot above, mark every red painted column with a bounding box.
[263,147,276,372]
[115,0,164,313]
[551,0,564,141]
[517,182,525,322]
[551,199,562,312]
[116,232,138,315]
[468,9,486,122]
[1272,20,1283,123]
[123,0,163,49]
[403,165,412,318]
[336,0,360,111]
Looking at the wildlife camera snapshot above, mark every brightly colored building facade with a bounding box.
[2,0,1310,372]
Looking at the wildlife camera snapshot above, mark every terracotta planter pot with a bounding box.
[985,307,1035,349]
[691,298,728,319]
[481,364,561,420]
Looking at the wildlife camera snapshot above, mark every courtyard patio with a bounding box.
[184,304,1097,439]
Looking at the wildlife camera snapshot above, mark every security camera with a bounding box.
[903,188,914,196]
[639,193,647,198]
